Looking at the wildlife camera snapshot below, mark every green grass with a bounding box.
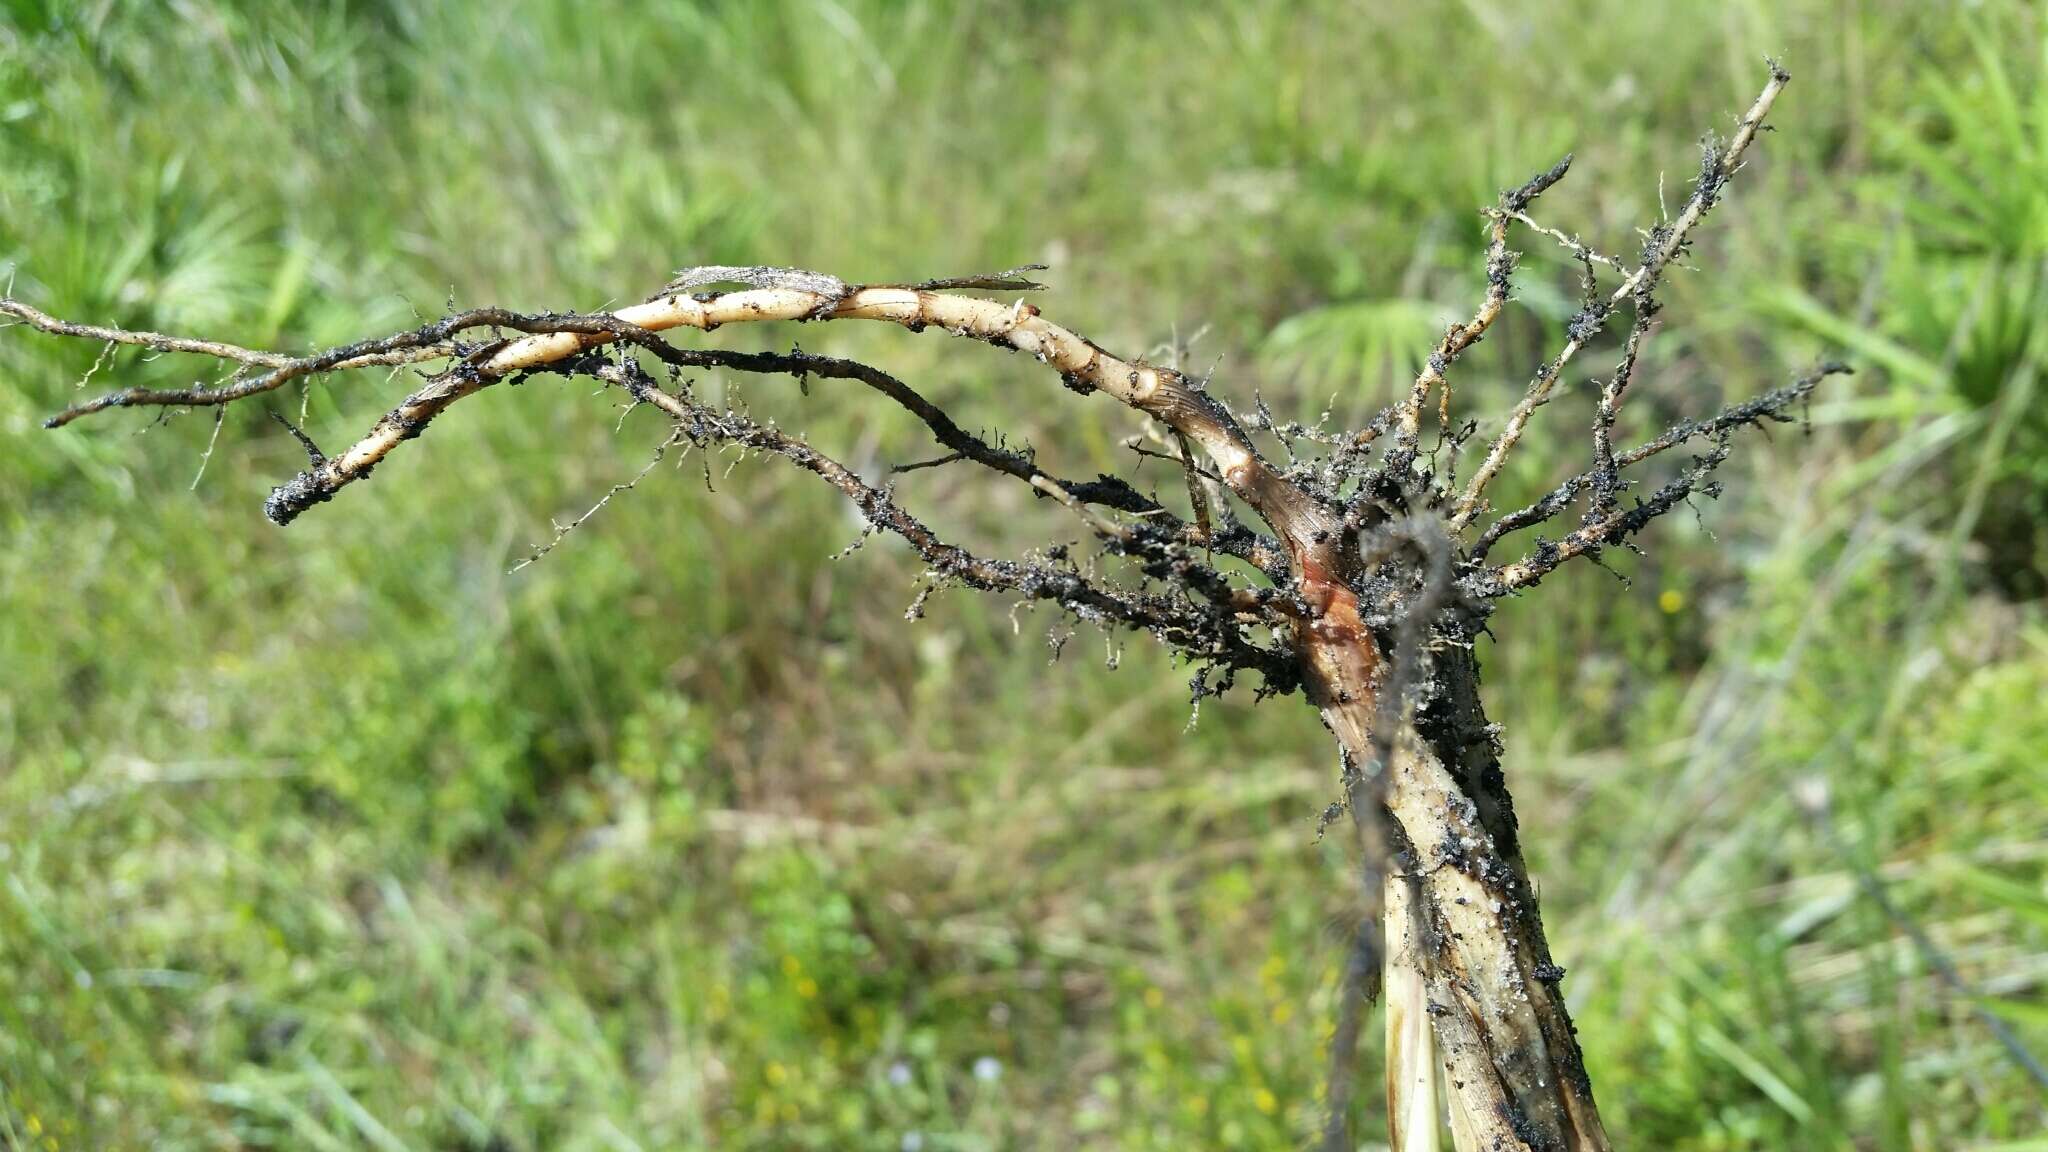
[1,1,2045,1148]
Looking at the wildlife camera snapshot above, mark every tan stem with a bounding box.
[1447,1084,1488,1152]
[1307,603,1609,1152]
[267,282,1346,543]
[486,287,1259,480]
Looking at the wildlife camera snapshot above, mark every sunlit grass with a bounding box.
[1,1,2044,1148]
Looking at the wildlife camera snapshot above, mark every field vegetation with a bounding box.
[2,2,2045,1148]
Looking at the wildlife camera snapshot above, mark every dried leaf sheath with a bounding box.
[1386,876,1441,1152]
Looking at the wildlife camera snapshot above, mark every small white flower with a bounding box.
[973,1056,1002,1083]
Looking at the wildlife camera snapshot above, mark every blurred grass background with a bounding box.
[2,1,2046,1148]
